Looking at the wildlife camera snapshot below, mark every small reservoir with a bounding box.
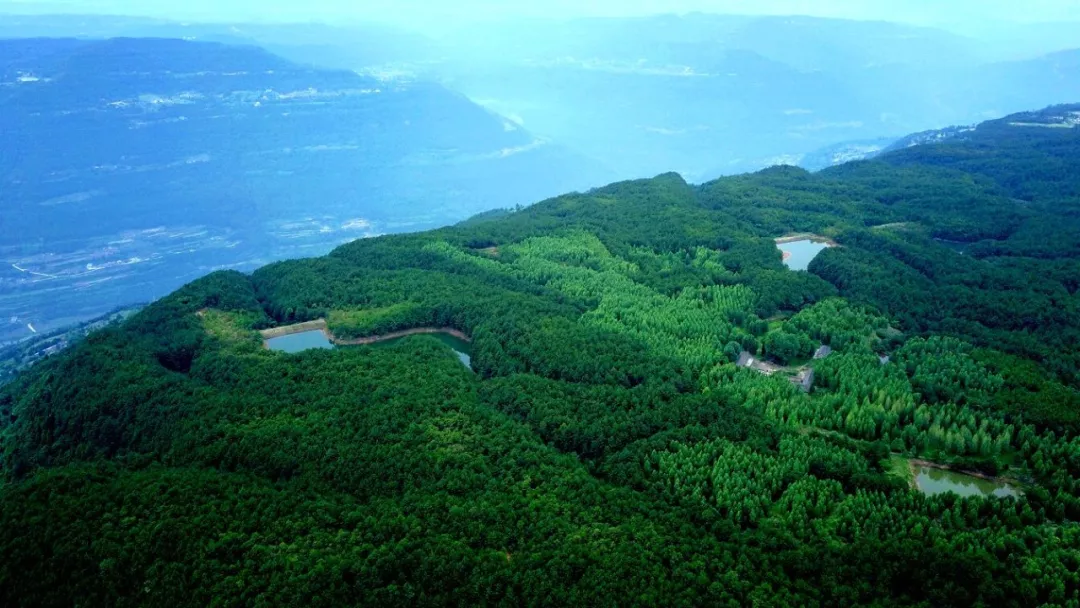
[777,238,832,271]
[266,330,335,353]
[262,322,474,369]
[914,466,1019,499]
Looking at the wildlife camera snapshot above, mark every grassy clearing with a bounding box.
[888,455,916,487]
[201,309,263,345]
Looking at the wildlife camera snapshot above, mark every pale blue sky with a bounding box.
[3,0,1080,30]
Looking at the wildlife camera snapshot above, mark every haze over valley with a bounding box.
[0,35,608,340]
[4,2,1080,606]
[3,8,1080,342]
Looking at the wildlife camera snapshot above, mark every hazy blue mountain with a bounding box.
[443,13,981,70]
[977,50,1080,110]
[0,13,445,68]
[6,13,1079,184]
[0,37,610,342]
[715,15,980,70]
[433,15,1080,180]
[442,48,872,180]
[966,21,1080,60]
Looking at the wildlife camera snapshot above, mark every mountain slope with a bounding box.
[0,37,611,342]
[1,108,1079,606]
[876,104,1080,209]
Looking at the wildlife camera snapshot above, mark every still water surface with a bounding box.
[914,466,1019,498]
[267,329,473,369]
[779,239,830,271]
[266,330,334,353]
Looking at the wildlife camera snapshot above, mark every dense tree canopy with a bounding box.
[2,106,1080,606]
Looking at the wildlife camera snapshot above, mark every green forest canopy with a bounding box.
[2,105,1080,606]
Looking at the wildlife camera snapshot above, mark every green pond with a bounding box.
[914,466,1019,499]
[369,332,473,370]
[779,239,830,271]
[266,330,334,353]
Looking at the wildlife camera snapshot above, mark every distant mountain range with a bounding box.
[434,15,1080,180]
[0,13,445,68]
[4,13,1080,182]
[0,37,610,342]
[3,13,1080,342]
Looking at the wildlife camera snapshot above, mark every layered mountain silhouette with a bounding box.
[0,37,610,341]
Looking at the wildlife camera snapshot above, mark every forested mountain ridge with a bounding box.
[2,108,1080,605]
[801,103,1080,170]
[0,37,609,343]
[884,104,1080,204]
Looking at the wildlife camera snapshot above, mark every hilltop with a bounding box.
[1,106,1079,606]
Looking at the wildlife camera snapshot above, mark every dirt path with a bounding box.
[774,233,841,247]
[334,327,472,346]
[259,319,329,340]
[870,222,916,232]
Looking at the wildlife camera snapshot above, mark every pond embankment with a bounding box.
[774,233,840,247]
[907,459,1018,485]
[259,320,330,340]
[334,327,472,346]
[261,320,470,348]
